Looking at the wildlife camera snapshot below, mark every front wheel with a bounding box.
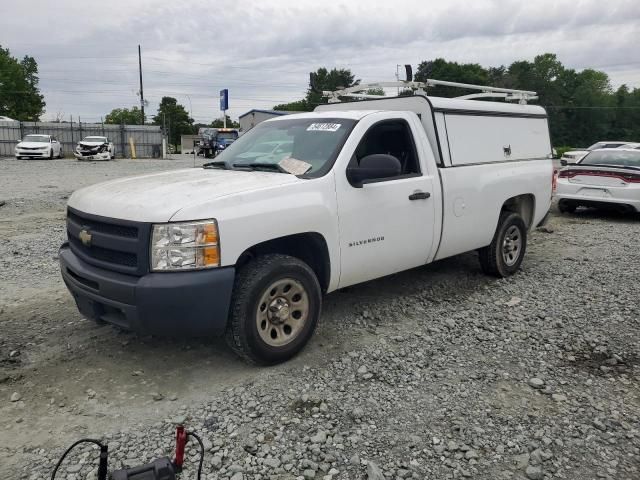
[49,149,54,160]
[478,211,527,277]
[226,254,321,365]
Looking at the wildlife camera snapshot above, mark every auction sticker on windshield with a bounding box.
[307,123,341,132]
[279,157,312,175]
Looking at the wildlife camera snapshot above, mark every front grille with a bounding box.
[67,207,150,275]
[69,236,138,267]
[67,210,138,238]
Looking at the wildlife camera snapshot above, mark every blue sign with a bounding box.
[219,89,229,111]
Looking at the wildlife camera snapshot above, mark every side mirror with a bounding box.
[347,154,401,187]
[560,159,567,166]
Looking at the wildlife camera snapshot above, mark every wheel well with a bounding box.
[501,194,535,229]
[236,233,331,292]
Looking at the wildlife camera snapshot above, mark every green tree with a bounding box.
[307,67,359,107]
[273,67,359,111]
[272,99,310,112]
[105,106,145,125]
[365,88,385,96]
[414,58,489,97]
[0,46,45,120]
[152,97,194,148]
[210,115,240,128]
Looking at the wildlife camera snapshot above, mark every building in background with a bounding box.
[238,109,300,133]
[180,134,202,154]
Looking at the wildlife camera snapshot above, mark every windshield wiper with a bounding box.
[232,162,289,173]
[202,160,229,169]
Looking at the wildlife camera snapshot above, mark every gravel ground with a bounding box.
[1,156,639,479]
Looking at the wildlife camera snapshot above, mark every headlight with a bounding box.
[150,220,220,271]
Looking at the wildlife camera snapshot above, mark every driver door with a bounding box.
[335,115,437,288]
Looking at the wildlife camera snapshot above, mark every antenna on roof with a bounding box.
[314,66,538,105]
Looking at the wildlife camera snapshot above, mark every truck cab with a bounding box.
[198,128,239,158]
[60,87,553,365]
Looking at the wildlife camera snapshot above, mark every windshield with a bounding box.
[580,150,640,168]
[216,132,238,141]
[215,118,356,175]
[22,135,49,143]
[83,136,107,142]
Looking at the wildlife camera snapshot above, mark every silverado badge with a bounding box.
[79,229,92,247]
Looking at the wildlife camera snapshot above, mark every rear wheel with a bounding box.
[479,211,527,277]
[226,254,321,365]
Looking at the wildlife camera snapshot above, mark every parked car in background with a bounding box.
[561,141,630,164]
[557,148,640,213]
[74,136,115,161]
[15,134,63,159]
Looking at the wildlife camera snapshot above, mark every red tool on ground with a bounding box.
[51,425,204,480]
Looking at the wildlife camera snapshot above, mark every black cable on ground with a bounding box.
[51,438,106,480]
[186,432,205,480]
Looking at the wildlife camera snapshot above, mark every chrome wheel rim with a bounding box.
[502,225,522,266]
[256,278,309,347]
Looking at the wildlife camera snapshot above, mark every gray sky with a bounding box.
[2,0,639,123]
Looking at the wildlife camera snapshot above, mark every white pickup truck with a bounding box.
[60,90,553,364]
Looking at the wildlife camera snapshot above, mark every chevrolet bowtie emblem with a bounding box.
[79,229,92,246]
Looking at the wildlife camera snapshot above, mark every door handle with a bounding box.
[408,191,431,200]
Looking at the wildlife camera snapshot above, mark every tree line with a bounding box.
[2,43,638,148]
[275,54,640,148]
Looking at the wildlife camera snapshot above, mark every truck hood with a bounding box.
[68,168,301,222]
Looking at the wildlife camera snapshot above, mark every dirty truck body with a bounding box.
[60,95,553,364]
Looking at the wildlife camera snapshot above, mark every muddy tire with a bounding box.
[225,254,321,365]
[479,211,527,278]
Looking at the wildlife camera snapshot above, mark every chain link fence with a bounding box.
[0,120,163,158]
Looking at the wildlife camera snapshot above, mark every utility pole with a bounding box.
[138,45,145,125]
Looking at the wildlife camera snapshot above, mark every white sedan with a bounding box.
[15,134,63,159]
[560,141,630,164]
[556,148,640,213]
[74,136,115,161]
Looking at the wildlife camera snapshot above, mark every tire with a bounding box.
[48,149,54,160]
[478,211,527,278]
[558,200,576,214]
[225,254,322,365]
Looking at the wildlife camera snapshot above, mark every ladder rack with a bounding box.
[311,65,538,105]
